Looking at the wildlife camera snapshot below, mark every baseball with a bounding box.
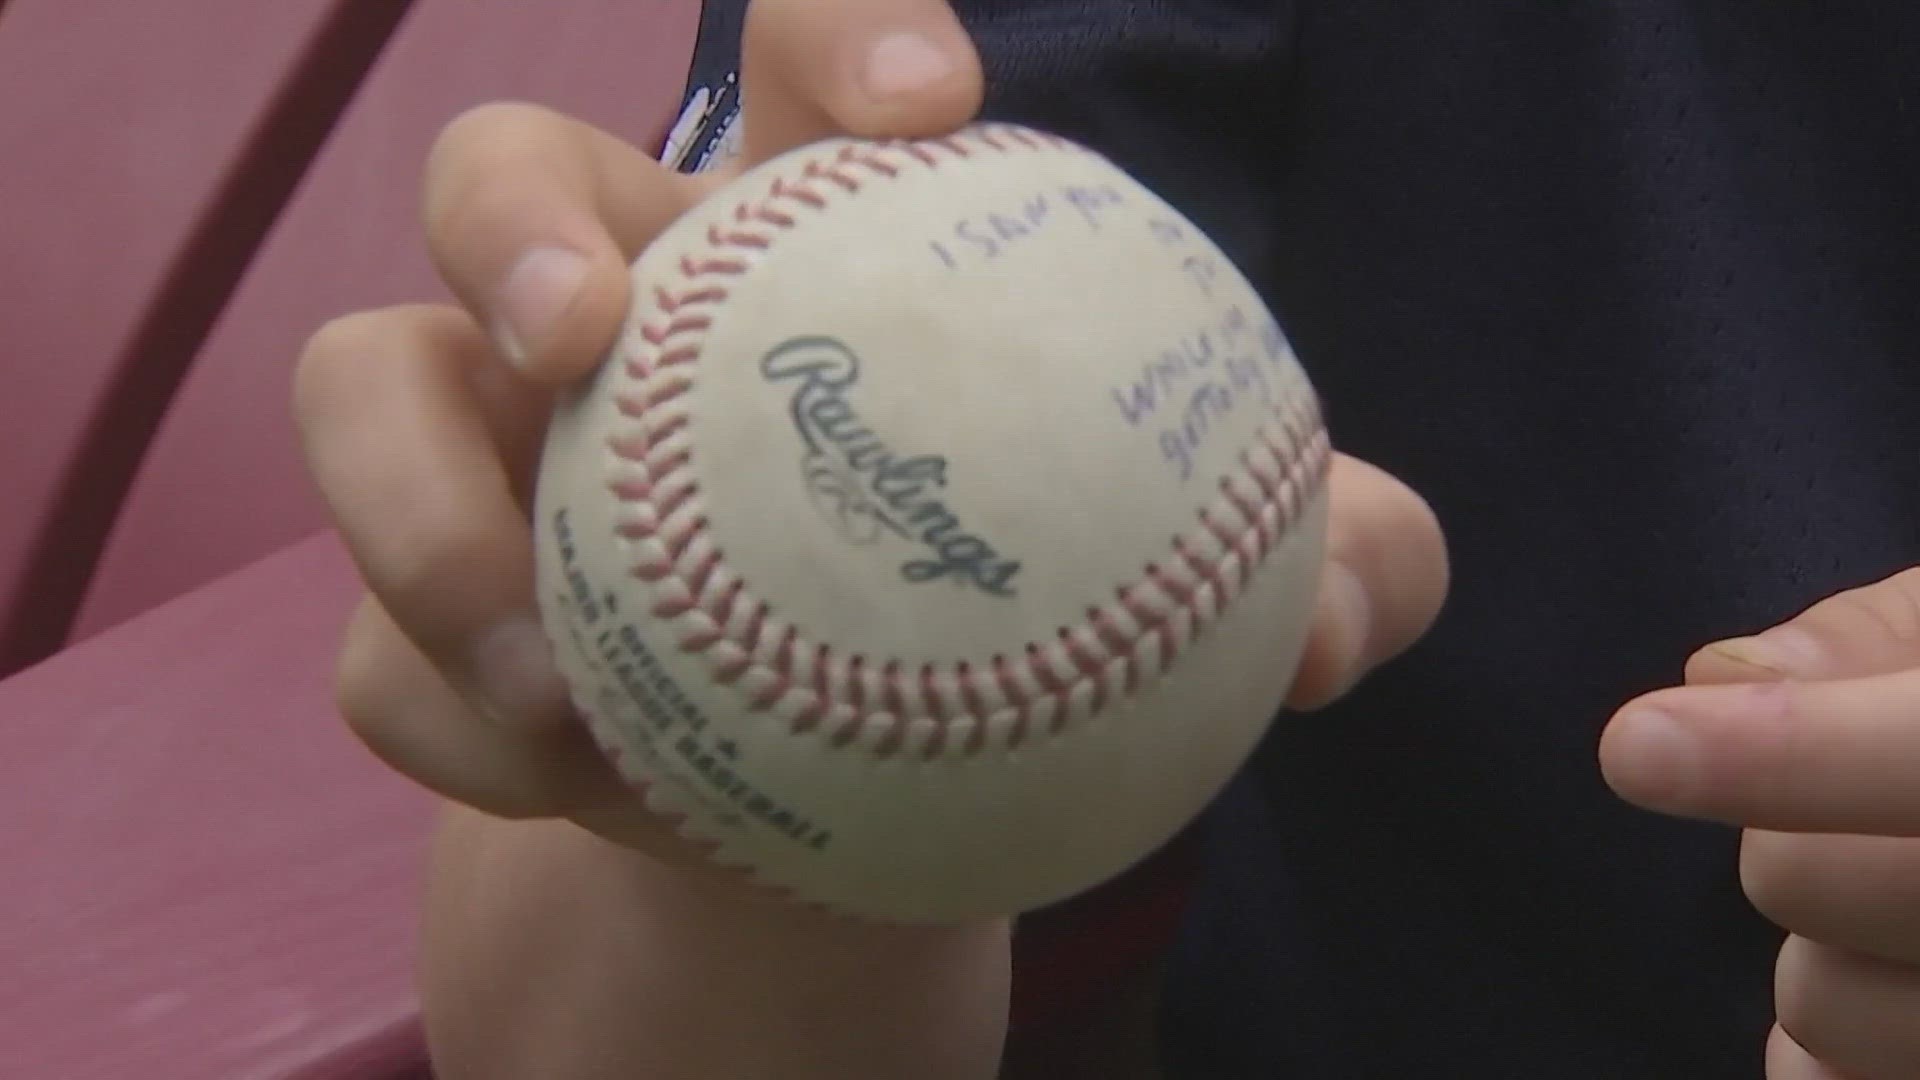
[533,122,1331,923]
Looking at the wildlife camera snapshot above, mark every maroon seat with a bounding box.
[0,536,434,1080]
[0,0,404,675]
[73,0,702,641]
[1,2,700,1075]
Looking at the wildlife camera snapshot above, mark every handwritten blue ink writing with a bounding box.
[1111,305,1285,427]
[1160,353,1276,482]
[1111,219,1300,479]
[1109,303,1294,481]
[928,182,1129,270]
[1112,332,1217,426]
[1148,217,1225,299]
[1180,254,1221,299]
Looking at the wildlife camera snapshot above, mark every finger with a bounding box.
[1775,935,1920,1080]
[1689,568,1920,685]
[1742,830,1920,965]
[1286,453,1450,710]
[1768,1024,1856,1080]
[739,0,982,164]
[335,595,631,818]
[294,304,566,739]
[420,2,983,384]
[1601,667,1920,833]
[422,101,706,380]
[340,593,762,872]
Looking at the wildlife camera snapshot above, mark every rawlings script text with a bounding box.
[760,337,1022,597]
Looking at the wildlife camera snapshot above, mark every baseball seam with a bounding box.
[602,122,1331,764]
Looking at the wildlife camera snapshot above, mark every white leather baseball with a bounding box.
[534,122,1330,924]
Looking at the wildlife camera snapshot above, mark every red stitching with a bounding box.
[839,144,901,177]
[656,284,728,311]
[707,222,771,250]
[682,253,750,276]
[601,124,1331,763]
[741,201,795,228]
[803,159,861,193]
[641,315,712,345]
[769,176,826,209]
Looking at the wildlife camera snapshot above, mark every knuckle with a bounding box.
[1771,940,1828,1054]
[1882,566,1920,641]
[370,513,488,611]
[294,308,406,423]
[429,100,562,176]
[1739,682,1847,808]
[308,422,521,630]
[436,99,560,147]
[1739,830,1818,928]
[335,665,399,762]
[424,100,574,239]
[1821,568,1920,646]
[295,310,391,408]
[331,601,537,819]
[293,305,465,429]
[333,603,411,758]
[1772,996,1826,1065]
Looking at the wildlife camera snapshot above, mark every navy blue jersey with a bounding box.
[672,3,1920,1076]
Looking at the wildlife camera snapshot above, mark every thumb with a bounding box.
[740,0,984,165]
[1686,567,1920,685]
[1286,453,1450,710]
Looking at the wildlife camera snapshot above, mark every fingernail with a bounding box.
[470,616,570,728]
[494,246,589,369]
[1605,708,1702,804]
[861,31,957,100]
[1706,627,1825,678]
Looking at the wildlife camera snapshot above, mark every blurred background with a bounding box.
[0,3,698,1074]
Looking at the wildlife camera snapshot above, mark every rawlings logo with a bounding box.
[760,336,1022,597]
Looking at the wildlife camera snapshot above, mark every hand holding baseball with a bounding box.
[293,0,1446,899]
